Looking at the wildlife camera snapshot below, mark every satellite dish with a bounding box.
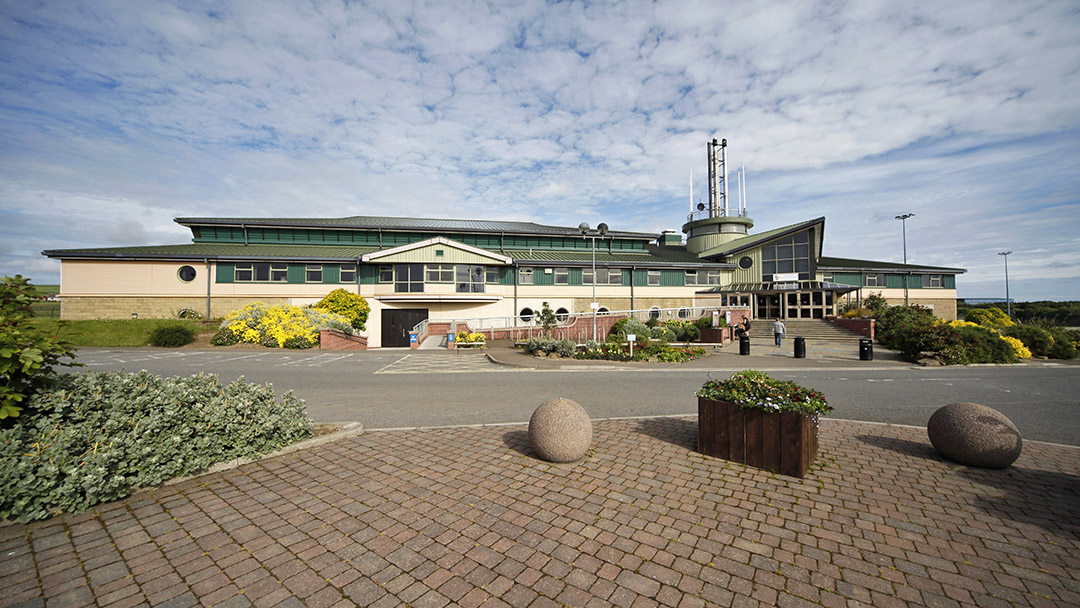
[697,202,705,211]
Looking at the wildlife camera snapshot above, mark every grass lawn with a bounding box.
[31,318,215,347]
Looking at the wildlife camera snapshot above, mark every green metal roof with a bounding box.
[696,217,826,259]
[42,241,725,268]
[817,256,966,273]
[175,215,656,240]
[42,243,380,261]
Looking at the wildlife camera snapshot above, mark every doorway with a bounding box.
[756,294,782,319]
[382,308,428,347]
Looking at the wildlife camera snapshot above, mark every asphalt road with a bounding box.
[70,348,1080,446]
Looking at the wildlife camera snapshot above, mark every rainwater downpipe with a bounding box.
[205,258,212,320]
[242,224,249,245]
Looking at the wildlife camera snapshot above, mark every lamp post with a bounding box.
[999,251,1012,318]
[579,222,608,342]
[895,213,915,305]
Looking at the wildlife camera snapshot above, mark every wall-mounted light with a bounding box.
[131,312,138,319]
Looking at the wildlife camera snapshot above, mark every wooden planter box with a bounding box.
[698,398,819,477]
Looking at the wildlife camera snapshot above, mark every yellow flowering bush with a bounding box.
[456,331,486,343]
[211,302,353,348]
[1001,335,1031,359]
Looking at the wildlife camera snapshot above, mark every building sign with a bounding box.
[773,272,799,281]
[774,282,800,290]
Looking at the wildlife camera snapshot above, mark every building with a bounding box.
[42,143,964,347]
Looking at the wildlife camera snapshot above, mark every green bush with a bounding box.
[876,306,938,361]
[521,337,576,357]
[1048,328,1078,359]
[1,275,79,420]
[662,320,700,342]
[864,292,888,316]
[149,323,196,347]
[693,317,713,330]
[951,324,1017,364]
[1003,324,1054,357]
[0,370,311,522]
[212,302,353,348]
[314,289,370,330]
[610,318,649,339]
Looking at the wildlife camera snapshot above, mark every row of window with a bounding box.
[823,273,946,288]
[377,264,720,290]
[234,263,357,283]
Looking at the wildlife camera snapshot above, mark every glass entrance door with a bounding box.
[756,294,782,319]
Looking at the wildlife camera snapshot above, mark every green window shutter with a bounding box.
[944,274,956,289]
[886,274,906,289]
[633,269,648,285]
[833,272,861,286]
[535,269,554,286]
[325,264,341,284]
[287,264,305,283]
[216,263,234,283]
[568,268,582,286]
[499,267,514,286]
[360,264,378,284]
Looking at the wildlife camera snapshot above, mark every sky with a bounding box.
[2,0,1079,301]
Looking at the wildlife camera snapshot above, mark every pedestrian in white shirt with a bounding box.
[772,318,786,347]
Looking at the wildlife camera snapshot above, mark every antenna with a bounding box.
[706,138,728,217]
[689,170,693,216]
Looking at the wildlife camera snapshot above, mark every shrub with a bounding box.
[314,289,370,330]
[662,320,700,342]
[876,306,938,360]
[694,317,713,330]
[149,323,196,347]
[522,337,575,357]
[610,318,649,339]
[212,303,353,348]
[1048,328,1079,359]
[536,302,558,335]
[175,308,203,320]
[0,370,311,522]
[842,307,873,319]
[456,331,486,343]
[863,292,888,316]
[1,275,79,420]
[950,324,1017,364]
[1000,336,1031,359]
[965,307,1015,329]
[1003,324,1054,357]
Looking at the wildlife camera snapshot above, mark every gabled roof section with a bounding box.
[696,217,826,259]
[42,243,380,261]
[176,215,655,240]
[361,237,513,264]
[817,256,966,273]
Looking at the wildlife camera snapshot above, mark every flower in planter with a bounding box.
[696,370,831,418]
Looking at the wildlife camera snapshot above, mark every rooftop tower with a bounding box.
[682,138,754,254]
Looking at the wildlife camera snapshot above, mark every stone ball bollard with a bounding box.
[927,402,1022,469]
[528,398,592,463]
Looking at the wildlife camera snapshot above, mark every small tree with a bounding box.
[1,275,79,420]
[315,288,370,330]
[863,292,888,316]
[537,302,558,336]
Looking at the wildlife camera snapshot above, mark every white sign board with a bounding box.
[773,272,799,281]
[626,334,636,342]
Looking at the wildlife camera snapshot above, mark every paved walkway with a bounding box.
[3,418,1078,607]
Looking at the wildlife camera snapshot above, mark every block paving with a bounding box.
[1,417,1078,607]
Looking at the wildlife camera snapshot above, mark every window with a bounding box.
[923,274,942,288]
[865,273,884,287]
[305,264,323,283]
[553,268,569,285]
[379,265,394,283]
[486,267,499,283]
[685,269,719,286]
[738,256,753,269]
[761,231,812,280]
[648,270,661,285]
[456,265,485,293]
[177,265,196,282]
[583,268,622,285]
[235,262,285,282]
[649,307,661,320]
[520,307,535,322]
[426,264,454,282]
[555,308,570,322]
[677,308,691,319]
[340,264,357,283]
[394,264,424,292]
[822,273,833,283]
[519,268,534,285]
[596,307,610,315]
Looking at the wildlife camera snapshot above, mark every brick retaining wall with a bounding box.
[319,329,368,350]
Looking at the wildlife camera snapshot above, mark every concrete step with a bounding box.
[744,319,867,342]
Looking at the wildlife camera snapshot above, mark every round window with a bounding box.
[739,256,753,269]
[178,265,197,282]
[519,308,535,322]
[555,308,570,322]
[596,307,610,316]
[677,308,691,319]
[648,307,661,320]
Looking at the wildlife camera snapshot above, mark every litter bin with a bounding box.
[794,336,806,358]
[859,338,873,361]
[739,334,750,355]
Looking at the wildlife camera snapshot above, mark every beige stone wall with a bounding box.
[60,296,287,320]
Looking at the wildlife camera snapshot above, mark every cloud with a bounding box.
[1,0,1078,300]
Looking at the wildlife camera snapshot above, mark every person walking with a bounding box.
[772,317,786,347]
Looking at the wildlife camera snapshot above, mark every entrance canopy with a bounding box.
[697,280,859,319]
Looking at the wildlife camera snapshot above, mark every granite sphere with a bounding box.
[927,402,1022,469]
[528,398,592,463]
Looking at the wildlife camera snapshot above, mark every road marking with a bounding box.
[375,354,526,374]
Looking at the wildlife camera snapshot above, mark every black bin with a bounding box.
[739,334,750,355]
[859,338,874,361]
[794,336,806,358]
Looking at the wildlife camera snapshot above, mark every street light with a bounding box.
[999,251,1012,318]
[579,221,608,342]
[895,213,915,305]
